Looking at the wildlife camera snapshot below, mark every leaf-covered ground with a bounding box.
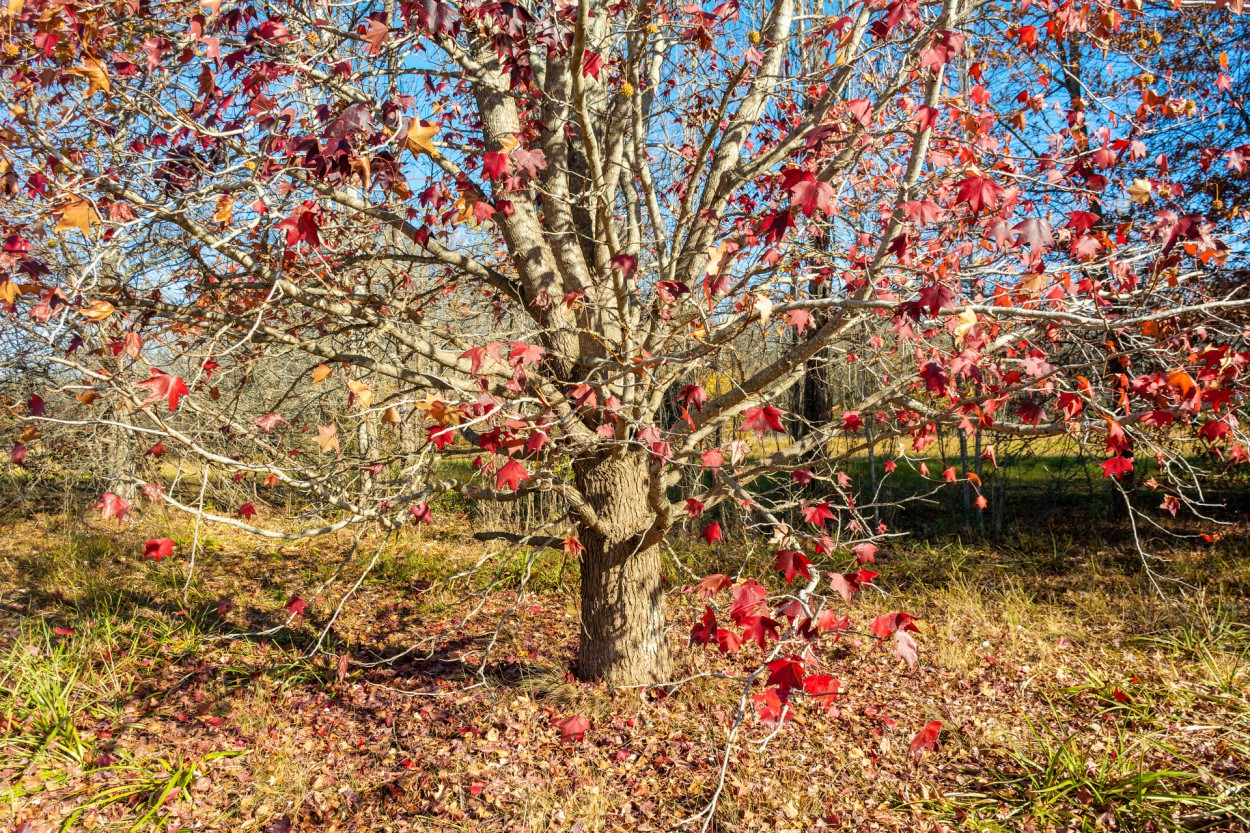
[1,510,1248,832]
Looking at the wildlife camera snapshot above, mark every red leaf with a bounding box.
[715,627,742,654]
[765,656,805,696]
[553,714,590,742]
[135,369,189,413]
[507,342,545,367]
[752,687,791,725]
[252,413,287,433]
[691,605,717,645]
[894,629,918,667]
[800,501,835,527]
[910,720,942,760]
[701,521,722,545]
[955,174,1003,213]
[676,384,709,411]
[1100,455,1133,479]
[694,573,731,599]
[852,542,878,564]
[789,178,835,217]
[870,611,919,639]
[409,502,432,525]
[742,405,786,437]
[93,492,133,523]
[802,674,841,712]
[143,538,175,561]
[286,595,308,617]
[238,502,258,520]
[496,459,530,492]
[773,549,812,585]
[730,579,767,620]
[741,615,780,649]
[482,151,510,180]
[363,18,388,54]
[828,572,857,603]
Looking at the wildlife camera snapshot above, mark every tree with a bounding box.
[2,0,1249,694]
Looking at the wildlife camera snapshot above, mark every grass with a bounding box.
[1,508,1248,831]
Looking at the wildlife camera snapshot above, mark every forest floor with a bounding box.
[1,507,1248,833]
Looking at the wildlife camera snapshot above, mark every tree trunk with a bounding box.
[573,448,672,686]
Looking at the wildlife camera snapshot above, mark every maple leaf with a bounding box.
[580,51,604,79]
[677,384,709,411]
[691,605,717,644]
[508,342,544,367]
[765,656,805,696]
[773,549,812,585]
[802,674,841,712]
[716,628,743,654]
[1100,455,1133,479]
[694,573,731,599]
[909,195,949,225]
[428,425,455,450]
[910,721,942,761]
[752,687,791,725]
[609,253,638,278]
[828,572,859,603]
[409,502,432,525]
[275,204,321,248]
[800,501,834,527]
[496,459,530,492]
[69,56,111,97]
[286,595,308,616]
[252,413,287,433]
[94,492,132,523]
[363,18,388,54]
[789,178,835,217]
[511,147,547,178]
[870,611,920,639]
[955,174,1003,213]
[80,299,116,322]
[917,284,954,315]
[701,521,722,545]
[481,151,510,180]
[316,425,340,454]
[894,629,918,667]
[10,442,27,464]
[1127,178,1152,204]
[742,405,786,437]
[852,542,878,564]
[730,580,767,620]
[1013,218,1054,254]
[143,538,175,561]
[553,714,590,742]
[785,308,813,333]
[741,615,781,649]
[135,369,189,413]
[238,502,258,520]
[55,196,100,236]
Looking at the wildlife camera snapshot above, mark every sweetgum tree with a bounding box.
[2,0,1249,697]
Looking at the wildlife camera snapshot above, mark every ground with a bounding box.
[1,507,1248,832]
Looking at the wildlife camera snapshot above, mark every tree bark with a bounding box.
[573,448,672,686]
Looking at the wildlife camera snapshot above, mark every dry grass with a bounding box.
[0,509,1247,832]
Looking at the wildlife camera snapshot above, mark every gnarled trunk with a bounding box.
[574,449,672,686]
